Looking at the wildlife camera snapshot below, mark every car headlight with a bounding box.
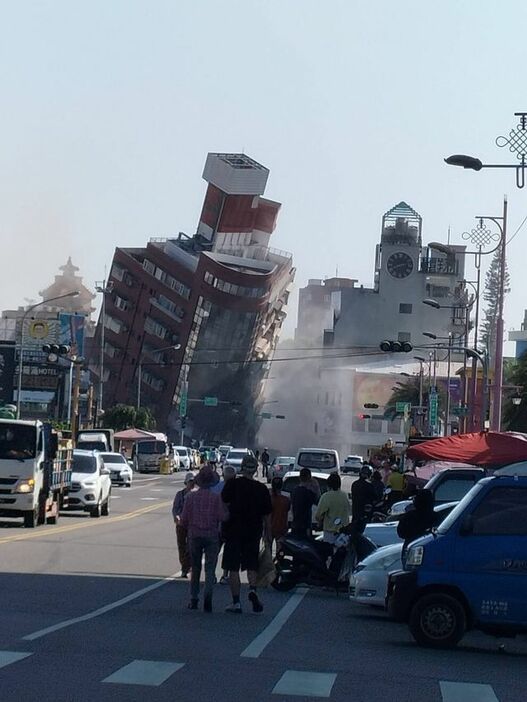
[15,479,35,494]
[405,545,424,567]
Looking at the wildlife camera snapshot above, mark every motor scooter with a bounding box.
[272,521,377,593]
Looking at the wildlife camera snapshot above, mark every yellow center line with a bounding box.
[0,500,171,545]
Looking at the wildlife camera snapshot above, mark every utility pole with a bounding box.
[70,362,82,445]
[491,196,507,430]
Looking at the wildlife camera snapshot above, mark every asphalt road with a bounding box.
[0,473,525,701]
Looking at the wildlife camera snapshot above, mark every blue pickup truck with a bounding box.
[387,475,527,647]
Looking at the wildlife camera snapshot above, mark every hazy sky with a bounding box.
[2,1,526,351]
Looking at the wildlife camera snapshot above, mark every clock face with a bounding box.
[387,252,414,279]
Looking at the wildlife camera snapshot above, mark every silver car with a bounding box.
[350,543,403,607]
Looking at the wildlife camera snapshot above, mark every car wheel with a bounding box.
[90,498,102,518]
[23,508,38,529]
[101,494,110,516]
[409,593,466,648]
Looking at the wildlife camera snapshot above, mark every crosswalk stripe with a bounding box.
[440,681,499,702]
[102,659,184,686]
[272,670,337,697]
[0,651,32,670]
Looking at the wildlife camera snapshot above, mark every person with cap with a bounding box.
[180,465,227,612]
[221,454,272,613]
[172,471,195,578]
[350,464,377,534]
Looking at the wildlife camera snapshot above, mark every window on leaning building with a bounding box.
[104,315,122,334]
[111,263,126,281]
[114,295,129,311]
[144,316,168,340]
[399,303,412,314]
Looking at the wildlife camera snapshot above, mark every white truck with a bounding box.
[132,436,173,473]
[0,419,72,528]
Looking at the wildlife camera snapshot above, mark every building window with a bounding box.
[154,267,166,283]
[114,295,129,311]
[155,294,185,321]
[398,331,411,342]
[104,315,122,334]
[111,263,125,281]
[145,316,168,340]
[142,259,155,275]
[399,303,412,314]
[104,342,118,358]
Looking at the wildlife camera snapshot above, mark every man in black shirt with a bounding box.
[351,464,377,534]
[291,468,320,538]
[222,455,272,613]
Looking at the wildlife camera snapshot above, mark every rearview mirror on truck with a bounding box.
[459,514,474,536]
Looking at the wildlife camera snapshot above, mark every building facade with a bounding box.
[93,153,294,444]
[509,310,527,359]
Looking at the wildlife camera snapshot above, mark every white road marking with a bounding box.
[103,659,184,686]
[23,572,177,641]
[241,588,307,658]
[150,489,163,492]
[272,670,337,698]
[0,651,32,669]
[440,681,499,702]
[140,497,159,501]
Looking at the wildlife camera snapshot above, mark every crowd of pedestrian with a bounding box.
[172,446,411,613]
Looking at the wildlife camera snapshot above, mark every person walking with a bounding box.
[180,465,226,612]
[221,455,272,614]
[270,476,290,550]
[172,471,195,578]
[219,464,237,584]
[371,469,385,503]
[350,464,377,534]
[261,448,270,480]
[290,467,320,538]
[315,472,350,543]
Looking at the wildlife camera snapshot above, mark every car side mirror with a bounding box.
[101,467,110,476]
[289,463,294,469]
[459,514,474,536]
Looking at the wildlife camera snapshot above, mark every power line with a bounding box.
[507,212,527,245]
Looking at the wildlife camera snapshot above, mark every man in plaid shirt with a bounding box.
[181,465,227,612]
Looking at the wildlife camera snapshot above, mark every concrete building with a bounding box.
[93,153,294,444]
[509,310,527,358]
[259,202,470,457]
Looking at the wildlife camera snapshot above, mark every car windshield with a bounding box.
[228,450,248,459]
[78,441,106,452]
[73,454,97,473]
[137,441,166,454]
[437,482,486,534]
[101,453,127,464]
[275,457,295,465]
[175,449,187,456]
[282,476,329,494]
[346,456,361,462]
[0,424,36,459]
[298,451,336,470]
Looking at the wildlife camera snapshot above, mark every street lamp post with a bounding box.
[16,291,80,419]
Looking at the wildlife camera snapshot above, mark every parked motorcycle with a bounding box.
[272,522,377,592]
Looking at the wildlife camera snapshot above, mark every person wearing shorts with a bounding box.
[221,454,272,613]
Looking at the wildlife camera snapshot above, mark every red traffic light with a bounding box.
[358,413,371,420]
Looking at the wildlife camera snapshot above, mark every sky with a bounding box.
[1,1,527,352]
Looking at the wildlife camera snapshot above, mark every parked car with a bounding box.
[100,452,133,487]
[269,456,295,481]
[387,475,527,648]
[342,455,363,474]
[218,445,233,461]
[388,467,486,518]
[68,449,111,517]
[294,448,340,475]
[224,448,254,473]
[350,543,403,607]
[364,502,458,548]
[173,446,190,471]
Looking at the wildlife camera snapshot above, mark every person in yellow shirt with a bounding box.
[387,463,405,505]
[315,473,350,543]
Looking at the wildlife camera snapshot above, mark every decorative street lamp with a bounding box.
[16,291,80,419]
[445,112,527,189]
[512,393,522,407]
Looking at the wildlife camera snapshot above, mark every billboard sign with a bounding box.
[59,313,86,357]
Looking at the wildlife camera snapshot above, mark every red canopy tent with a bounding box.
[406,432,527,468]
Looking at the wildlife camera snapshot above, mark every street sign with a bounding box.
[261,412,272,419]
[429,390,438,429]
[179,391,187,417]
[203,396,218,407]
[396,401,411,414]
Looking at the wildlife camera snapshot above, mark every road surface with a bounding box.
[0,473,524,701]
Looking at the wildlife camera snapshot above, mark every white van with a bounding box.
[294,448,340,475]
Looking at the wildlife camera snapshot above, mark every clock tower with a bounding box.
[376,201,422,291]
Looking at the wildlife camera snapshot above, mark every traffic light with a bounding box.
[358,413,371,420]
[379,340,412,353]
[363,403,379,409]
[42,344,72,362]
